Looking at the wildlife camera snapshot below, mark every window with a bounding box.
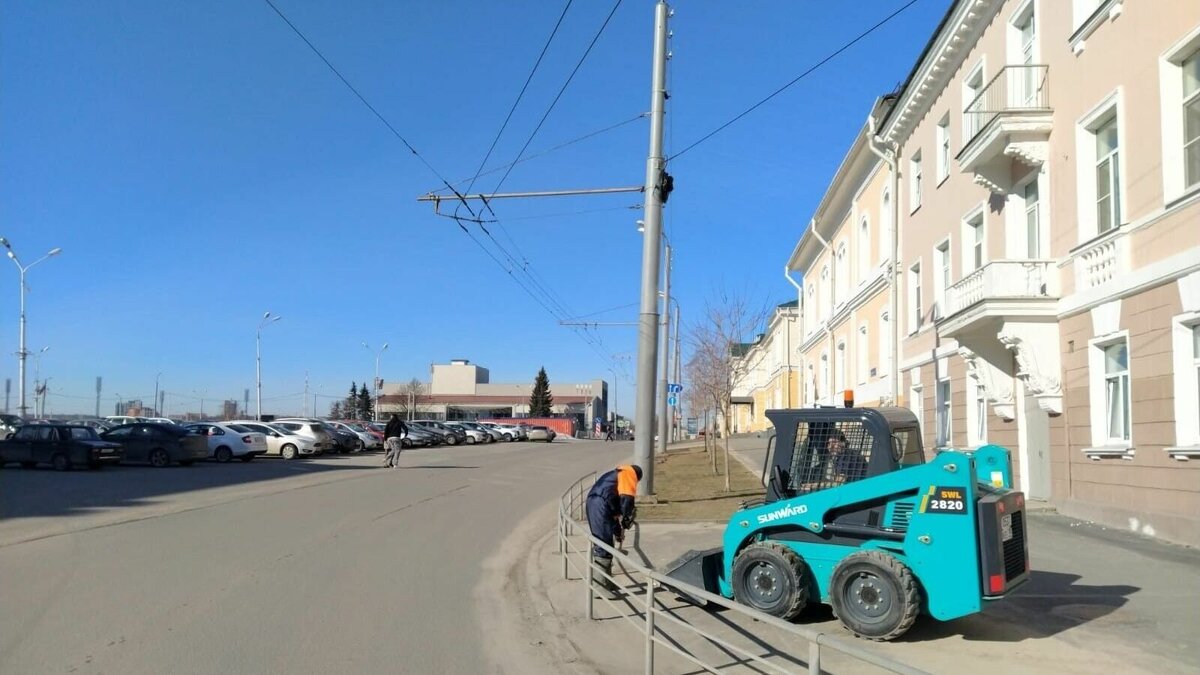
[910,152,923,211]
[857,325,869,385]
[806,285,816,334]
[880,189,892,263]
[909,381,924,436]
[879,311,891,376]
[1103,341,1131,441]
[1095,116,1122,233]
[968,381,988,447]
[1025,179,1042,258]
[835,243,849,305]
[836,341,847,396]
[787,420,874,493]
[936,377,952,448]
[964,212,985,272]
[858,217,871,281]
[936,115,951,183]
[934,241,951,315]
[820,266,829,319]
[1185,49,1200,189]
[1015,6,1038,105]
[820,352,830,403]
[1171,318,1200,448]
[963,64,985,141]
[908,262,923,334]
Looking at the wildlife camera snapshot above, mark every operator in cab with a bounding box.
[585,464,643,596]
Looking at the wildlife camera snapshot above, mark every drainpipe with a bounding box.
[810,221,836,406]
[868,114,901,405]
[784,267,802,408]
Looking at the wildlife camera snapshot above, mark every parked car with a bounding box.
[486,422,525,441]
[444,422,489,444]
[324,423,360,453]
[144,417,176,426]
[272,419,336,454]
[526,425,557,442]
[229,420,320,460]
[184,423,268,462]
[77,419,112,433]
[0,423,123,470]
[0,413,22,439]
[102,423,209,467]
[461,421,502,443]
[370,421,438,448]
[105,415,147,427]
[329,421,383,451]
[412,420,467,446]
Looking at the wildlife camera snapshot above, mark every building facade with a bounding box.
[782,0,1200,545]
[730,301,803,433]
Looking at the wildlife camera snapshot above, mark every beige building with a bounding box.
[783,0,1200,546]
[730,301,802,433]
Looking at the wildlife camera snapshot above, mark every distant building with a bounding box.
[222,400,239,420]
[730,300,803,433]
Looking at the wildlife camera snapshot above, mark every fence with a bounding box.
[557,473,928,674]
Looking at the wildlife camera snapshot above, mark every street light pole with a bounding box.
[363,342,388,421]
[153,371,163,417]
[256,312,281,421]
[0,239,63,418]
[633,0,670,496]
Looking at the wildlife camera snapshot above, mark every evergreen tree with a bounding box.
[329,401,344,419]
[529,367,553,416]
[357,381,374,420]
[345,382,358,420]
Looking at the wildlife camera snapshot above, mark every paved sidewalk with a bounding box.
[523,497,1199,673]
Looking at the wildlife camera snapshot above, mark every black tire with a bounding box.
[281,444,298,460]
[51,453,71,472]
[21,461,36,469]
[354,439,365,453]
[149,448,171,468]
[214,446,233,463]
[829,550,920,641]
[731,542,809,620]
[503,433,513,442]
[466,435,476,445]
[446,436,458,446]
[179,460,195,467]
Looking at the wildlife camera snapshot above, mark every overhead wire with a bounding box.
[668,0,923,161]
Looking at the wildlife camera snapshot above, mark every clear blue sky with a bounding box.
[0,0,950,417]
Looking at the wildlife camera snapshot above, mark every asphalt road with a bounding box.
[0,439,629,674]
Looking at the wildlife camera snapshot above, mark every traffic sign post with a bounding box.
[667,383,683,394]
[667,395,677,406]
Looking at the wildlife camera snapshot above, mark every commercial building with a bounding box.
[782,0,1200,545]
[377,359,608,425]
[730,301,803,433]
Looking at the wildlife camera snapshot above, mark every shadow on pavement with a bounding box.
[403,465,479,470]
[0,453,385,522]
[899,570,1138,643]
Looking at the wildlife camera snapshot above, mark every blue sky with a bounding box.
[0,0,950,417]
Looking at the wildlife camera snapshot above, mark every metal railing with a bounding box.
[941,260,1057,318]
[557,473,928,674]
[963,64,1050,145]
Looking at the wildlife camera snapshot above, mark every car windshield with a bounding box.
[268,424,292,435]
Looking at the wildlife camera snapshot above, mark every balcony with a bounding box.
[1073,226,1130,292]
[957,65,1052,194]
[937,260,1059,338]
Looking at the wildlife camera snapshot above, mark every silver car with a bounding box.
[272,419,336,454]
[526,425,557,442]
[231,421,321,460]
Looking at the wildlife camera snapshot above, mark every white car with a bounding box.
[272,419,336,454]
[444,422,489,444]
[230,420,320,460]
[185,422,268,463]
[328,421,383,451]
[490,423,526,441]
[105,415,147,427]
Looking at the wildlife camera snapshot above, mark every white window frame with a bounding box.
[1075,90,1126,243]
[857,324,869,386]
[1008,0,1039,105]
[909,371,924,434]
[879,311,891,378]
[820,351,830,404]
[1023,176,1043,258]
[909,151,923,213]
[820,265,830,320]
[967,379,988,447]
[805,284,816,335]
[936,114,951,184]
[962,206,986,274]
[835,242,849,307]
[962,60,986,143]
[908,261,923,335]
[1170,313,1200,454]
[934,238,952,317]
[1160,26,1200,203]
[880,188,892,266]
[836,340,847,398]
[1086,331,1133,452]
[936,376,952,449]
[858,216,872,283]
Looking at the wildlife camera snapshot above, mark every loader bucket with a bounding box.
[662,547,724,606]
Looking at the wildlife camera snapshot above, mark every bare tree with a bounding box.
[686,286,772,491]
[395,378,428,421]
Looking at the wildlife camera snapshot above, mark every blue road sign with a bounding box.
[667,395,678,406]
[668,383,683,394]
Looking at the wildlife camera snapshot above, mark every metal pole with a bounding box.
[255,329,262,420]
[17,268,27,417]
[808,641,821,675]
[672,304,681,442]
[644,579,656,673]
[153,372,162,417]
[633,0,670,496]
[657,244,671,458]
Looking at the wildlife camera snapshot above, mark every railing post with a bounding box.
[644,578,656,674]
[585,550,595,620]
[808,640,821,675]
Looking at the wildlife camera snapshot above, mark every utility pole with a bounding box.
[94,377,101,418]
[657,245,672,461]
[304,371,310,418]
[672,304,681,442]
[632,0,670,496]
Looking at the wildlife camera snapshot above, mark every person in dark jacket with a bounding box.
[585,464,642,596]
[383,415,410,468]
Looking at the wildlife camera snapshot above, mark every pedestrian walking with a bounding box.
[604,424,615,442]
[383,414,409,468]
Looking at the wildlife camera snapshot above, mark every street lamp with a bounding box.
[153,371,163,417]
[256,312,281,420]
[0,238,62,418]
[362,342,388,421]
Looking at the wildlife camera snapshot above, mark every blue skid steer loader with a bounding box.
[664,406,1030,640]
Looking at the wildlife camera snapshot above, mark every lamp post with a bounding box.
[363,342,388,421]
[639,220,675,473]
[153,371,163,417]
[0,239,63,418]
[193,389,207,420]
[256,312,281,420]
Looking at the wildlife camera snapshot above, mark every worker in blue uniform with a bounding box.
[585,464,643,596]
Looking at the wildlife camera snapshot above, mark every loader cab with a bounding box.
[763,407,924,504]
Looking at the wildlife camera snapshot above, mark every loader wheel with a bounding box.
[829,550,920,641]
[731,542,808,620]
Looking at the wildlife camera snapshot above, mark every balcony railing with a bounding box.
[942,260,1057,319]
[963,65,1050,145]
[1074,227,1130,291]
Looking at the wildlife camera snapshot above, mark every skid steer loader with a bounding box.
[664,406,1030,640]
